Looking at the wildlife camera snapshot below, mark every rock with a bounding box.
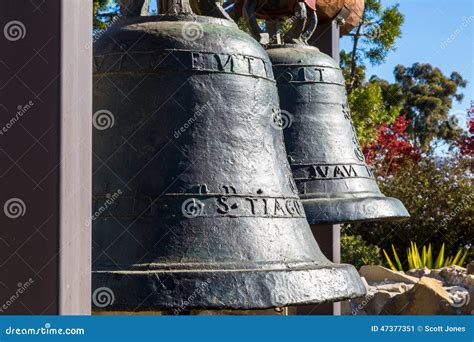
[406,267,431,278]
[424,270,445,283]
[381,277,455,315]
[445,285,471,315]
[462,274,474,289]
[467,261,474,275]
[351,283,406,315]
[364,290,398,315]
[359,265,419,285]
[374,283,409,293]
[463,287,474,315]
[439,265,467,286]
[360,276,370,291]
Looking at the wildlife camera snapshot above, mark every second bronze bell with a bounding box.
[237,2,410,225]
[268,44,410,225]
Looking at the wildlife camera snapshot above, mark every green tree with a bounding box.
[342,0,404,93]
[339,1,405,146]
[347,75,404,146]
[347,157,473,262]
[394,63,467,152]
[340,50,404,146]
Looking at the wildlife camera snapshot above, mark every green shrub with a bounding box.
[341,233,382,269]
[383,242,469,271]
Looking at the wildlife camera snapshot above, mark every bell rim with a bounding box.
[92,263,366,311]
[302,196,410,225]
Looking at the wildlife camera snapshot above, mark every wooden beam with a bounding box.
[309,20,340,63]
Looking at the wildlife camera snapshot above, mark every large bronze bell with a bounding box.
[92,0,365,311]
[244,6,410,225]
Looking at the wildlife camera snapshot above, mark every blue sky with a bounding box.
[341,0,474,129]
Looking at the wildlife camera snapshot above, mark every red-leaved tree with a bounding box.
[457,101,474,156]
[364,115,420,173]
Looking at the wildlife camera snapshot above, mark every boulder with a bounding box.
[463,274,474,289]
[359,265,419,285]
[406,267,431,278]
[374,283,410,293]
[445,285,471,314]
[350,290,377,315]
[466,261,474,275]
[360,276,370,291]
[463,287,474,315]
[381,277,454,315]
[424,269,445,283]
[364,290,398,315]
[439,265,467,286]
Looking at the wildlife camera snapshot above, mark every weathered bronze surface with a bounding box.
[266,44,410,224]
[92,1,366,311]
